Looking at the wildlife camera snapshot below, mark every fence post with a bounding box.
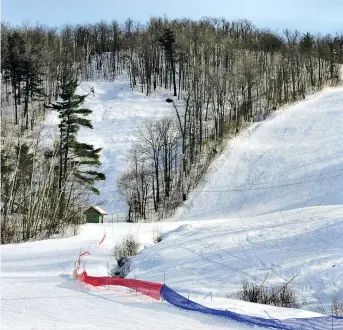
[204,291,212,301]
[107,261,109,289]
[264,310,282,328]
[134,264,137,294]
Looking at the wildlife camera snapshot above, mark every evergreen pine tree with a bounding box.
[22,49,45,129]
[47,77,105,196]
[3,31,26,125]
[299,33,314,54]
[159,28,177,97]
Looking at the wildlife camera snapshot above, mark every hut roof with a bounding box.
[86,206,108,215]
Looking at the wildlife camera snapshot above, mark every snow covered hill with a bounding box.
[76,77,175,214]
[2,80,343,329]
[176,86,343,221]
[3,208,341,328]
[1,222,265,330]
[46,77,343,221]
[135,206,343,312]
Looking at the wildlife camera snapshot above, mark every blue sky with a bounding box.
[2,0,342,34]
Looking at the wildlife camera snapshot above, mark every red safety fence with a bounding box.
[73,233,163,300]
[74,270,163,300]
[72,235,343,328]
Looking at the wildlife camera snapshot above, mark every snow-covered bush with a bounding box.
[236,281,299,308]
[112,234,139,261]
[332,294,343,316]
[153,227,163,243]
[110,234,139,278]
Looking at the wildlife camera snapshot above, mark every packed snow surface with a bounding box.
[76,77,175,214]
[177,87,343,220]
[1,222,264,330]
[2,80,343,329]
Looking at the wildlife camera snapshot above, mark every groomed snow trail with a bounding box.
[1,224,260,330]
[131,86,343,316]
[176,87,343,221]
[134,206,343,312]
[76,78,174,213]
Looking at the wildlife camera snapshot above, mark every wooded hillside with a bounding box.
[1,17,342,240]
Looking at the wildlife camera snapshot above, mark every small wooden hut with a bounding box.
[84,206,108,223]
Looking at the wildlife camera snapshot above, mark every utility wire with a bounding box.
[193,171,342,193]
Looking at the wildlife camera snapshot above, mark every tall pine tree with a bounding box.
[47,77,105,197]
[3,30,26,125]
[159,28,177,97]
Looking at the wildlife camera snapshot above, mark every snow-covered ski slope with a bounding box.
[135,206,343,312]
[2,213,341,329]
[1,223,265,330]
[176,86,343,221]
[76,77,174,213]
[2,81,343,329]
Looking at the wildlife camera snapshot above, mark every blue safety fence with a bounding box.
[160,285,343,329]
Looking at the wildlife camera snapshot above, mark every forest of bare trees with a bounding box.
[1,17,342,236]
